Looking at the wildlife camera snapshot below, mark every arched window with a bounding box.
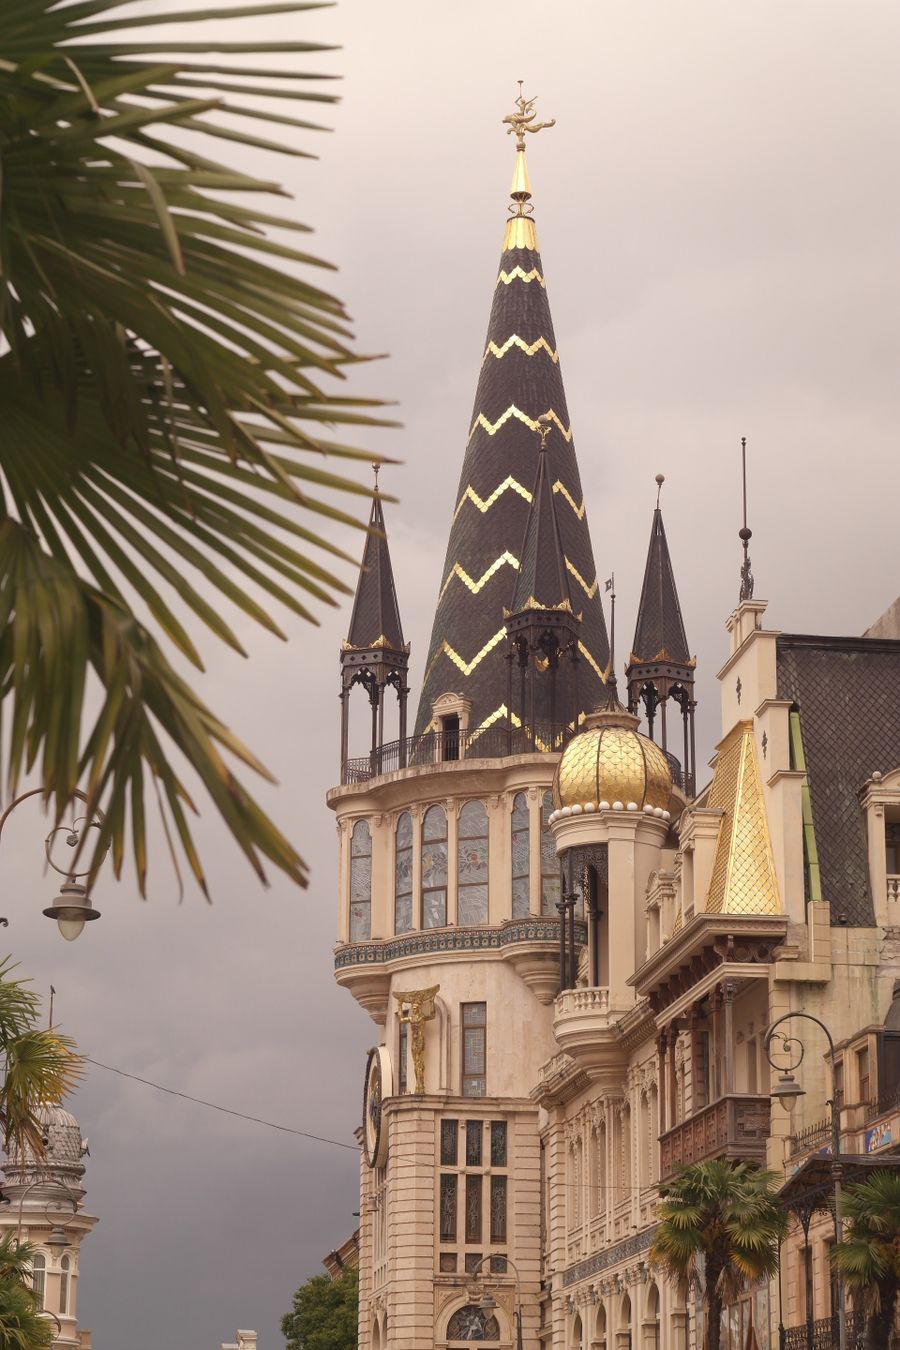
[620,1292,632,1335]
[59,1254,70,1316]
[395,812,413,934]
[511,793,530,918]
[590,1122,602,1219]
[458,801,489,926]
[621,1103,632,1199]
[446,1305,500,1341]
[422,805,448,928]
[349,820,372,941]
[541,791,560,914]
[31,1253,45,1308]
[571,1312,583,1349]
[640,1090,651,1189]
[595,1303,607,1347]
[649,1082,659,1184]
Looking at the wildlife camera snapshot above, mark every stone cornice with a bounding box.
[327,753,558,812]
[629,911,788,1002]
[562,1224,657,1287]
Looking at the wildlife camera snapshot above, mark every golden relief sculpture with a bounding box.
[483,335,559,363]
[467,405,572,445]
[439,551,520,601]
[393,986,440,1095]
[496,265,545,287]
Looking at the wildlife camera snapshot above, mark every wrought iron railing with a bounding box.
[342,724,695,791]
[782,1311,866,1350]
[866,1078,900,1122]
[789,1115,832,1156]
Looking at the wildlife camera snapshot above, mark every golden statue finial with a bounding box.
[393,985,440,1095]
[502,81,556,151]
[536,412,552,452]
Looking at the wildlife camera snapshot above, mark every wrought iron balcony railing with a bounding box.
[659,1094,770,1179]
[782,1311,865,1350]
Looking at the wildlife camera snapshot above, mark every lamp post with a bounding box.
[764,1012,846,1350]
[0,789,103,939]
[469,1252,525,1350]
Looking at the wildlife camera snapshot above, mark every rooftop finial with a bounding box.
[604,573,619,706]
[535,412,552,453]
[372,461,380,495]
[738,436,754,602]
[655,473,665,509]
[503,82,556,152]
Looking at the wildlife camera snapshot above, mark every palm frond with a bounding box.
[0,0,397,892]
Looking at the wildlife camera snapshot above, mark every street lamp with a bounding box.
[469,1252,525,1350]
[764,1011,846,1350]
[0,789,103,939]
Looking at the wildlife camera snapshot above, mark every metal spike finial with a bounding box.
[738,436,754,603]
[535,413,552,452]
[372,462,380,494]
[655,473,665,509]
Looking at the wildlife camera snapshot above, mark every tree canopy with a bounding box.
[831,1168,900,1350]
[0,0,388,897]
[281,1268,358,1350]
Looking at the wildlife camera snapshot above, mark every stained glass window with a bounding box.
[59,1255,70,1316]
[511,792,530,918]
[465,1173,482,1243]
[466,1119,482,1167]
[446,1306,500,1341]
[462,1002,487,1097]
[422,805,448,928]
[464,1252,483,1276]
[458,801,489,926]
[439,1252,457,1273]
[440,1173,457,1242]
[490,1255,507,1274]
[441,1119,458,1166]
[394,812,413,934]
[490,1175,507,1243]
[490,1121,507,1167]
[398,1020,408,1095]
[349,820,372,940]
[30,1254,45,1308]
[540,791,560,914]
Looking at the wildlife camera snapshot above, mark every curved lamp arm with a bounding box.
[0,789,104,937]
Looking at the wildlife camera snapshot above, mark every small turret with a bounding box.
[626,476,696,794]
[340,472,409,779]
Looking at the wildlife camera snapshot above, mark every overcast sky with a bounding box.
[4,2,900,1347]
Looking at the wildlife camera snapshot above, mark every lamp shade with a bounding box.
[43,881,100,942]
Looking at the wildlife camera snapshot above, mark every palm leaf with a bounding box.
[0,0,398,893]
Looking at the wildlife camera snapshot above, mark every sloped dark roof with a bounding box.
[414,189,609,733]
[345,493,405,653]
[509,440,573,614]
[776,633,900,927]
[630,508,691,667]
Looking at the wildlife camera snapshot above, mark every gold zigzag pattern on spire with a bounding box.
[425,628,508,682]
[467,406,572,445]
[552,480,585,519]
[452,476,532,521]
[483,335,559,363]
[578,641,609,683]
[497,266,545,287]
[438,551,519,600]
[564,559,599,599]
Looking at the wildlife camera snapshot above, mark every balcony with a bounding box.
[659,1094,770,1179]
[552,986,629,1084]
[888,874,900,903]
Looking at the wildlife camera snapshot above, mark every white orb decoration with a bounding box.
[626,801,638,812]
[653,806,664,818]
[613,801,624,812]
[599,800,610,811]
[571,804,583,815]
[662,809,671,821]
[584,802,596,813]
[561,806,572,817]
[643,804,655,815]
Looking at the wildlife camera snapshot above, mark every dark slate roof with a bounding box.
[776,633,900,927]
[509,441,573,614]
[629,508,691,667]
[344,493,405,653]
[414,208,609,734]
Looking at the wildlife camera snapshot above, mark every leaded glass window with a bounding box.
[394,812,413,934]
[31,1254,45,1308]
[440,1173,457,1242]
[465,1173,482,1243]
[421,805,448,928]
[490,1120,507,1167]
[540,791,560,914]
[462,1002,487,1097]
[439,1252,457,1272]
[446,1305,499,1340]
[59,1255,70,1316]
[464,1251,483,1276]
[511,792,530,918]
[398,1020,408,1095]
[349,820,371,940]
[441,1119,458,1166]
[490,1175,507,1242]
[465,1119,482,1166]
[458,800,489,926]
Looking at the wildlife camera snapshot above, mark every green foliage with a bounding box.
[281,1268,358,1350]
[0,959,79,1156]
[651,1159,787,1350]
[0,1235,54,1350]
[0,0,391,896]
[831,1169,900,1349]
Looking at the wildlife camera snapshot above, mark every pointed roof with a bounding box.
[415,114,609,734]
[508,431,575,616]
[629,496,691,669]
[343,490,406,655]
[705,721,781,916]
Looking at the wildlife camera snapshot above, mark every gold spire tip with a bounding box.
[501,83,553,250]
[502,82,556,153]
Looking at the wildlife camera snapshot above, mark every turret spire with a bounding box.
[340,471,410,779]
[415,91,609,737]
[626,477,696,794]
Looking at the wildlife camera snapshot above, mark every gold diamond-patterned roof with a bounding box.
[553,726,672,811]
[705,721,781,915]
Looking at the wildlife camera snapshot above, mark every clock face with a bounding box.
[363,1046,392,1169]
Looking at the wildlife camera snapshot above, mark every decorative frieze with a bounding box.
[335,917,587,969]
[562,1225,656,1287]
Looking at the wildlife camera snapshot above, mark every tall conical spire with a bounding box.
[340,471,410,779]
[415,90,609,735]
[626,476,696,793]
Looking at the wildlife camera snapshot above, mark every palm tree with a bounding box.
[0,1233,54,1350]
[831,1169,900,1350]
[650,1159,787,1350]
[0,0,389,897]
[0,958,79,1156]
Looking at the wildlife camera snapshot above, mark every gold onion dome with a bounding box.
[550,704,672,822]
